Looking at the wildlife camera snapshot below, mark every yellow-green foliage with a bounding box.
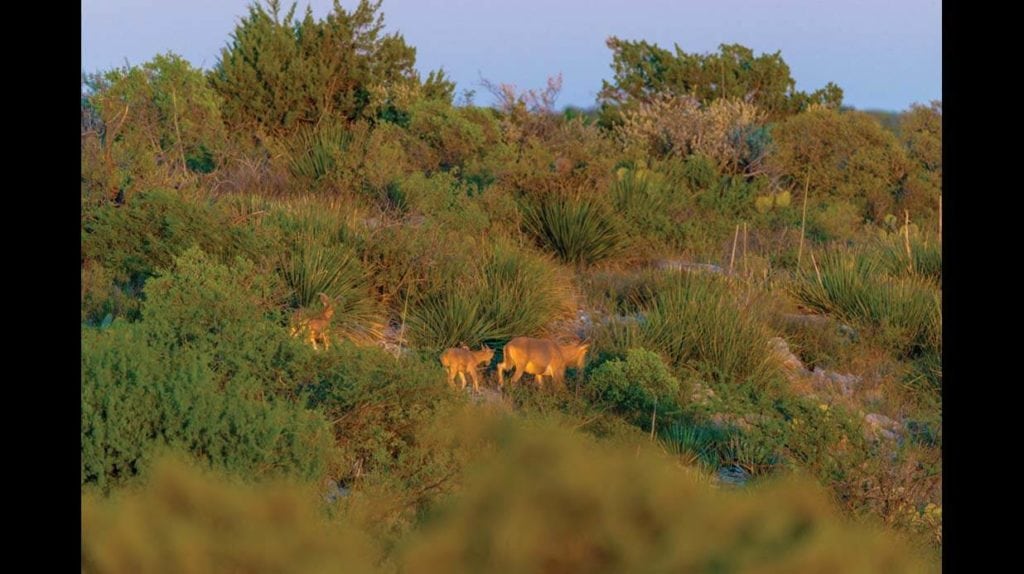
[83,53,227,199]
[401,416,934,574]
[83,415,936,574]
[898,101,942,215]
[82,457,379,574]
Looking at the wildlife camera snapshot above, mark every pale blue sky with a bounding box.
[82,0,941,111]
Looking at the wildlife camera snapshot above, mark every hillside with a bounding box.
[81,1,942,572]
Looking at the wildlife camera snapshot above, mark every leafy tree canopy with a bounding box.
[598,37,843,125]
[210,0,454,137]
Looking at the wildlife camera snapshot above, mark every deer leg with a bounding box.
[446,368,457,388]
[497,361,509,387]
[469,369,481,393]
[457,371,468,390]
[510,366,525,386]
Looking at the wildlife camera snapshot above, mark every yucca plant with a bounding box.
[590,271,780,390]
[408,241,572,350]
[288,121,353,181]
[281,230,382,343]
[790,248,940,357]
[521,196,626,266]
[406,288,497,351]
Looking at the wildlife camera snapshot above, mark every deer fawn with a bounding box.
[290,293,335,350]
[440,344,495,392]
[497,337,589,389]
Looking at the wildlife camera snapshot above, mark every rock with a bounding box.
[716,464,751,487]
[324,480,349,503]
[864,413,902,441]
[689,382,716,406]
[768,337,809,375]
[654,259,725,274]
[810,366,862,397]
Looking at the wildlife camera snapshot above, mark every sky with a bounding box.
[82,0,941,112]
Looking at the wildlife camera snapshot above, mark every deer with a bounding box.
[440,344,495,392]
[497,337,589,390]
[290,293,335,351]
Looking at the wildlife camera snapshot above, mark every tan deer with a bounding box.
[290,293,335,350]
[440,344,495,392]
[497,337,589,389]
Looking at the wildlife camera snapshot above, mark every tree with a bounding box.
[898,101,942,213]
[767,108,910,221]
[598,37,842,125]
[210,0,453,137]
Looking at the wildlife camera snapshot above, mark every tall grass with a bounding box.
[521,195,626,266]
[876,230,942,282]
[594,272,780,390]
[790,248,940,357]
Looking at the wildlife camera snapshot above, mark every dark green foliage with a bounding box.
[211,0,452,136]
[303,342,459,492]
[140,248,297,393]
[681,153,719,190]
[81,189,263,291]
[598,38,843,124]
[521,195,626,266]
[82,324,333,492]
[588,348,682,424]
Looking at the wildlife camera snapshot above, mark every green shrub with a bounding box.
[83,52,227,198]
[611,166,688,248]
[303,342,462,517]
[287,121,354,181]
[82,323,334,492]
[588,348,682,425]
[768,108,910,222]
[82,189,262,290]
[140,248,293,389]
[681,153,719,190]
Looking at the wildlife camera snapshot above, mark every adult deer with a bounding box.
[497,337,589,389]
[290,293,335,350]
[439,344,495,392]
